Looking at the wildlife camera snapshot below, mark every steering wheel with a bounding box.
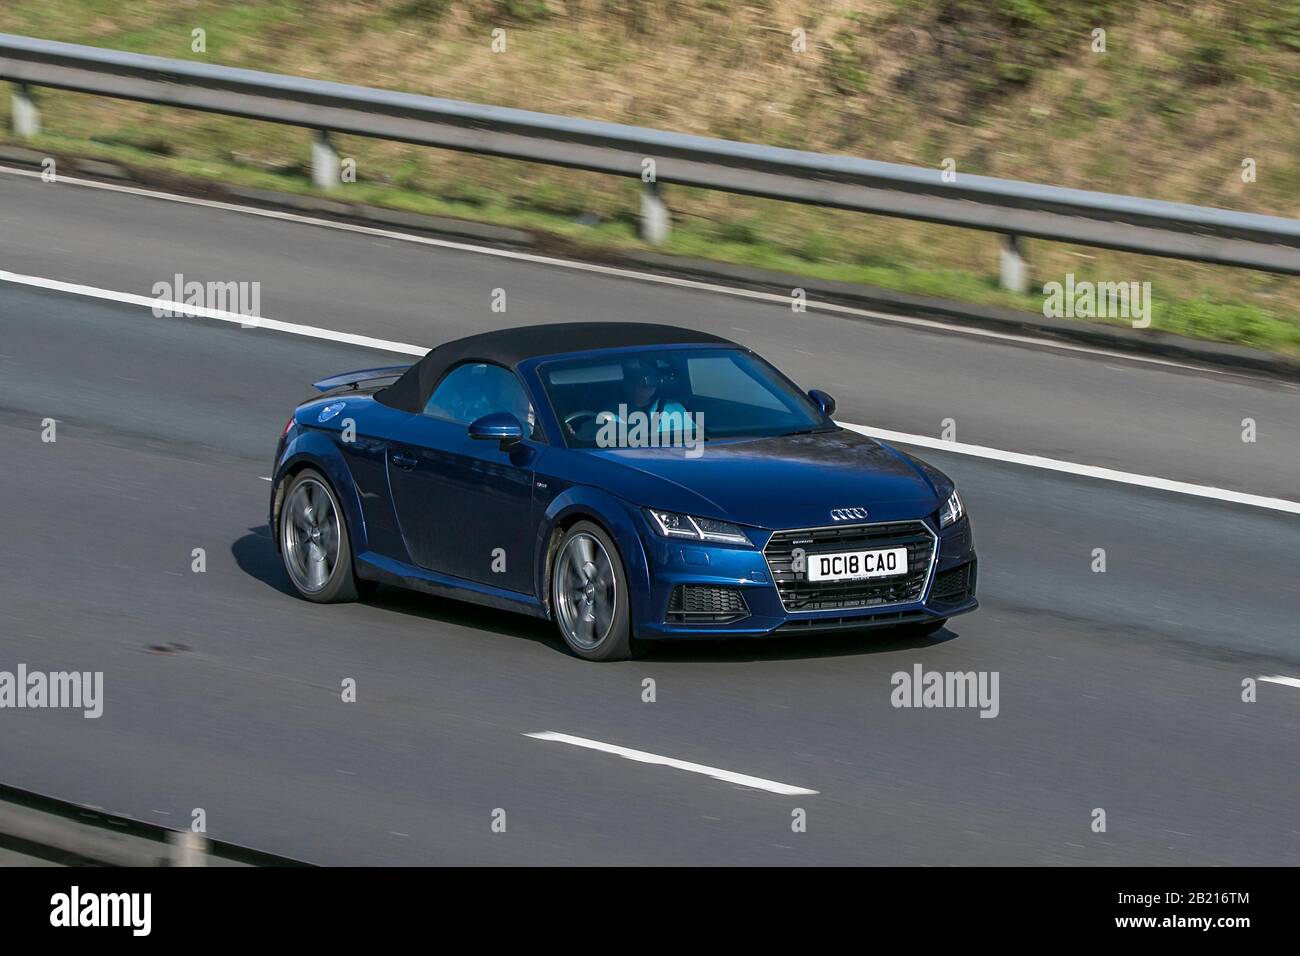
[563,410,603,435]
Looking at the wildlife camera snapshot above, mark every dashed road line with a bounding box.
[524,731,819,796]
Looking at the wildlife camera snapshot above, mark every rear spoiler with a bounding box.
[311,365,411,392]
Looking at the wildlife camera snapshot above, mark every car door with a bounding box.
[385,362,540,594]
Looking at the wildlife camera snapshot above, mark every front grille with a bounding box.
[763,521,935,612]
[930,560,976,605]
[666,585,750,624]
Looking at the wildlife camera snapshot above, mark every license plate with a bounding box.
[805,547,909,582]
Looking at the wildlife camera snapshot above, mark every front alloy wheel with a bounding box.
[552,521,632,661]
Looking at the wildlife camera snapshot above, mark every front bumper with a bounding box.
[634,515,977,639]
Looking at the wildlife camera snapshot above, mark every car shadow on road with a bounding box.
[636,624,959,663]
[233,528,958,662]
[232,527,566,652]
[232,526,298,599]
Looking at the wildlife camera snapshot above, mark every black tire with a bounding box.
[550,521,633,661]
[279,468,366,603]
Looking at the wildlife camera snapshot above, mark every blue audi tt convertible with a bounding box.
[269,323,977,660]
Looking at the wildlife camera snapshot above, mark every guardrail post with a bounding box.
[168,830,209,866]
[640,180,670,245]
[999,233,1029,293]
[311,129,340,190]
[11,82,40,139]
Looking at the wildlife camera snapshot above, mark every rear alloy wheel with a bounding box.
[280,468,368,603]
[552,521,632,661]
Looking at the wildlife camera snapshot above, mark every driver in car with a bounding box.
[594,357,692,446]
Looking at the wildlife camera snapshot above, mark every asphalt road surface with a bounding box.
[0,170,1298,864]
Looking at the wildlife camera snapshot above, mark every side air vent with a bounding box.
[666,585,750,625]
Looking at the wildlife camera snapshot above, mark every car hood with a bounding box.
[591,427,943,529]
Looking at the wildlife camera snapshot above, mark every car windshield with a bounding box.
[538,347,829,448]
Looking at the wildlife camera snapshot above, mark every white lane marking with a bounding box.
[0,269,426,356]
[0,164,1221,375]
[1261,675,1300,689]
[2,268,1295,515]
[258,476,272,482]
[838,422,1300,515]
[524,731,818,796]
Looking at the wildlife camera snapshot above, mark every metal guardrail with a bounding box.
[3,32,1299,287]
[0,782,307,866]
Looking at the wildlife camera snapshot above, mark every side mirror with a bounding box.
[808,389,836,419]
[468,412,524,448]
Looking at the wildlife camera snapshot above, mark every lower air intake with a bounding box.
[930,560,976,605]
[666,585,750,624]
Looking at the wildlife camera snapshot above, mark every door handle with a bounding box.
[390,450,418,470]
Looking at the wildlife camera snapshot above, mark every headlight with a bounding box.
[939,489,965,528]
[645,509,750,545]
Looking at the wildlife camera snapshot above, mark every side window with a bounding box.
[424,363,535,435]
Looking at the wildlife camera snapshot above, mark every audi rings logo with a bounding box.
[829,507,869,522]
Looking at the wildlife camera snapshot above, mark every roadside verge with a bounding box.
[5,144,1297,382]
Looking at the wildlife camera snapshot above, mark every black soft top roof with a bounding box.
[377,322,734,412]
